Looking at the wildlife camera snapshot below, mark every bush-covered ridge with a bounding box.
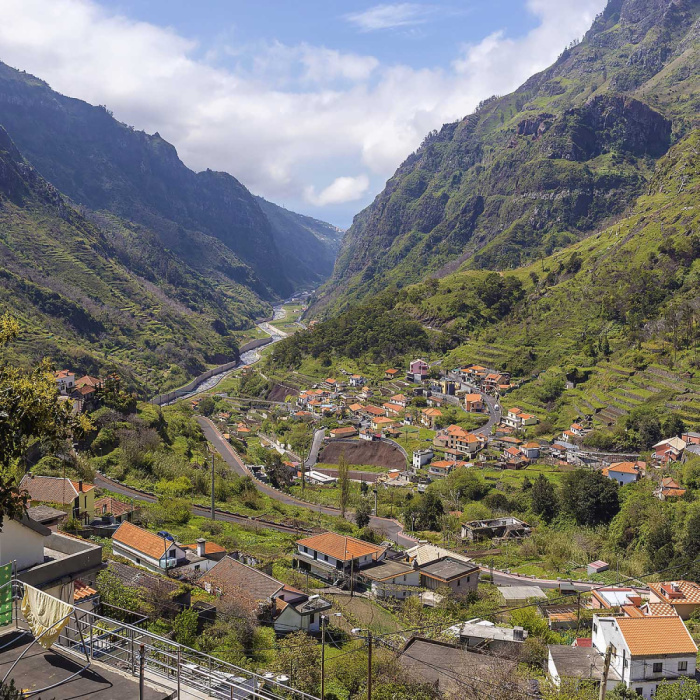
[312,0,699,316]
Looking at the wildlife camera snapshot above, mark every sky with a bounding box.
[0,0,607,227]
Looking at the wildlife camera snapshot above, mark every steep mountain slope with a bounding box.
[255,197,344,288]
[0,61,294,299]
[0,126,255,391]
[272,129,700,431]
[313,0,699,315]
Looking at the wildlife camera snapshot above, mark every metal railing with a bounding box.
[8,579,319,700]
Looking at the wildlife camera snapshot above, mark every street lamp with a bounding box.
[321,612,341,700]
[350,628,373,700]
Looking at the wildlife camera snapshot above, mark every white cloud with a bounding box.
[0,0,606,223]
[344,3,436,32]
[304,174,370,206]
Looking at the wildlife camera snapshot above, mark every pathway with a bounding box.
[196,417,417,547]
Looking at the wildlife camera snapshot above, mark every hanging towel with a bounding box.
[0,562,12,626]
[21,584,72,649]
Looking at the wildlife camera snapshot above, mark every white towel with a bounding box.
[21,584,73,649]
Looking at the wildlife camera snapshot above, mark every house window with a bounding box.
[653,662,663,674]
[678,661,688,672]
[170,549,176,557]
[194,564,200,571]
[592,623,597,633]
[310,614,315,624]
[136,558,140,565]
[457,579,461,586]
[635,689,642,696]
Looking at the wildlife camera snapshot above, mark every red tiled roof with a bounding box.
[19,475,94,505]
[182,541,226,555]
[74,580,98,602]
[297,532,385,562]
[113,522,170,560]
[94,497,134,517]
[616,616,697,656]
[648,581,700,605]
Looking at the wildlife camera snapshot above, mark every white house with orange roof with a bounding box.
[390,394,408,408]
[463,393,484,412]
[383,402,404,417]
[602,461,644,486]
[433,424,485,458]
[55,369,76,395]
[427,460,455,480]
[502,407,538,430]
[421,407,442,428]
[654,477,686,500]
[349,374,365,387]
[293,531,386,582]
[590,614,697,699]
[520,442,540,460]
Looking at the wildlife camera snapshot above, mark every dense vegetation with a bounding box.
[313,0,699,316]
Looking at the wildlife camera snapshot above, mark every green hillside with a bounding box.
[271,129,700,432]
[0,127,260,391]
[312,0,699,316]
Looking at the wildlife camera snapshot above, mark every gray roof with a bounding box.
[458,622,527,642]
[201,556,284,602]
[420,558,479,581]
[498,585,547,601]
[548,645,621,682]
[360,560,414,581]
[400,638,518,696]
[108,561,181,595]
[26,505,67,523]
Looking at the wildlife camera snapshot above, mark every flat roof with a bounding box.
[420,558,478,581]
[360,560,414,581]
[549,645,621,681]
[0,631,170,699]
[498,585,547,601]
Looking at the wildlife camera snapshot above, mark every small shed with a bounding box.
[587,560,609,576]
[497,585,547,605]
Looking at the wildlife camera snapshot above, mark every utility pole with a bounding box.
[211,451,216,520]
[367,631,373,700]
[599,643,612,700]
[350,558,354,597]
[320,615,327,700]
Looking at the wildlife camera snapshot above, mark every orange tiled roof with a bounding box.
[524,442,540,448]
[383,403,404,412]
[19,475,94,505]
[464,394,482,402]
[182,541,226,555]
[74,580,98,602]
[113,522,170,560]
[615,616,697,656]
[391,394,407,402]
[422,408,442,416]
[385,368,399,374]
[365,405,385,416]
[94,497,134,517]
[429,461,453,469]
[297,532,385,562]
[607,462,641,475]
[644,602,677,617]
[349,403,365,411]
[648,581,700,605]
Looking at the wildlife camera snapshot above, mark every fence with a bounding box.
[7,579,318,700]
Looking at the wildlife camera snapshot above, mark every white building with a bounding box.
[412,449,433,470]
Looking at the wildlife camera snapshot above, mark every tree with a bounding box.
[560,470,619,526]
[0,313,90,529]
[172,608,199,647]
[337,452,351,518]
[355,497,372,528]
[95,569,143,619]
[198,396,216,417]
[531,474,558,523]
[274,631,320,695]
[414,491,444,531]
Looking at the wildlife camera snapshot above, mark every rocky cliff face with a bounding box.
[312,0,699,316]
[0,62,294,299]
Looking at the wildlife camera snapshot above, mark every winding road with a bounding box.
[196,417,417,547]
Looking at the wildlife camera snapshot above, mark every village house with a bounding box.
[359,560,420,600]
[54,369,76,394]
[382,402,404,417]
[294,531,386,583]
[322,378,338,392]
[384,368,400,380]
[461,517,531,542]
[427,460,454,480]
[412,449,433,470]
[348,374,365,387]
[404,543,474,569]
[329,426,358,439]
[482,373,509,393]
[463,393,484,412]
[93,496,137,524]
[682,431,700,445]
[363,404,385,419]
[585,614,698,699]
[112,522,223,574]
[438,379,456,395]
[418,558,480,595]
[589,587,641,610]
[454,620,527,657]
[409,358,429,381]
[347,402,365,417]
[433,424,485,458]
[569,423,586,437]
[371,416,395,431]
[520,442,540,460]
[647,581,700,620]
[390,394,408,408]
[201,556,331,634]
[425,395,444,408]
[20,474,95,521]
[25,505,68,531]
[654,477,686,500]
[502,407,538,430]
[502,446,529,469]
[359,429,379,441]
[548,643,622,693]
[602,461,645,486]
[653,436,687,463]
[420,407,442,428]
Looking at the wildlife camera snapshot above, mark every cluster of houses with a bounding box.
[54,369,105,412]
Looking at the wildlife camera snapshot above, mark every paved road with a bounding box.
[446,371,501,435]
[197,417,416,547]
[483,567,599,592]
[304,428,326,468]
[93,473,305,535]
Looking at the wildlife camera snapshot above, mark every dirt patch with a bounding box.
[268,383,298,402]
[319,440,406,470]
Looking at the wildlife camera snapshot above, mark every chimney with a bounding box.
[513,627,524,641]
[78,480,83,492]
[196,538,206,557]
